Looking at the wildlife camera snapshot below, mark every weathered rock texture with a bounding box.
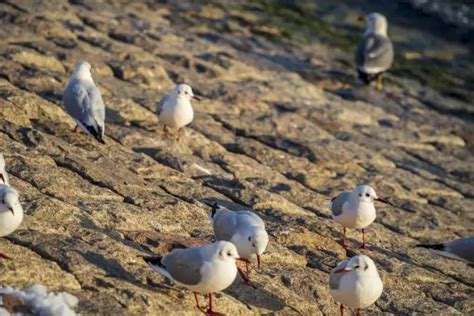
[0,0,473,315]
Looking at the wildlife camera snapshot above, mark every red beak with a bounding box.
[257,255,261,269]
[375,197,390,205]
[0,253,12,260]
[335,267,350,274]
[192,95,201,101]
[237,258,250,264]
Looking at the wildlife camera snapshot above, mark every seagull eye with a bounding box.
[358,193,362,197]
[185,91,188,94]
[365,193,370,197]
[227,251,232,256]
[354,265,360,269]
[252,243,256,248]
[248,236,252,241]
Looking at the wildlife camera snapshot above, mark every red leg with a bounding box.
[245,261,250,274]
[193,292,202,311]
[205,293,224,316]
[0,252,11,260]
[340,304,344,316]
[356,308,361,316]
[360,228,371,250]
[238,267,256,288]
[341,226,347,249]
[72,125,79,133]
[176,128,182,142]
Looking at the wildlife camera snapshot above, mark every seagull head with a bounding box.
[232,226,268,268]
[0,186,21,216]
[334,255,377,275]
[173,84,201,101]
[216,241,239,262]
[251,228,269,268]
[364,12,388,36]
[352,185,389,205]
[71,61,93,81]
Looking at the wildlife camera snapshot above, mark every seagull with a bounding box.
[329,185,389,249]
[0,184,24,260]
[156,84,200,142]
[143,241,239,316]
[355,12,394,90]
[329,255,383,316]
[417,236,474,264]
[63,61,106,144]
[209,203,269,283]
[0,154,10,186]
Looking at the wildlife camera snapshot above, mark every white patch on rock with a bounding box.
[0,284,79,316]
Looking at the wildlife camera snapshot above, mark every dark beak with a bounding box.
[257,255,261,269]
[192,95,201,101]
[335,267,350,274]
[375,197,390,205]
[0,173,4,183]
[8,207,14,215]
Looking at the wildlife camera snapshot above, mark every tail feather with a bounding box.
[81,121,105,144]
[211,202,219,218]
[416,243,445,251]
[143,256,174,280]
[143,256,164,267]
[357,70,379,85]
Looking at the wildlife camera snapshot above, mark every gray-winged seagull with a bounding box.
[63,61,106,143]
[143,241,240,315]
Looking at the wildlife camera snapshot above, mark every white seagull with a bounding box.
[156,84,200,142]
[209,203,269,283]
[63,61,106,144]
[0,154,10,186]
[355,12,394,90]
[417,236,474,264]
[143,241,239,315]
[329,255,383,316]
[329,185,389,249]
[0,184,24,260]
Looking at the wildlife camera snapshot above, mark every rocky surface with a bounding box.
[0,0,473,315]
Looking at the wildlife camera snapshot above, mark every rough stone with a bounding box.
[0,1,473,315]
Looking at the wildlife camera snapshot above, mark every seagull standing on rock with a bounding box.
[143,241,240,316]
[63,61,106,144]
[329,185,389,249]
[0,154,10,186]
[156,84,200,142]
[329,255,383,316]
[356,12,394,90]
[209,203,269,284]
[0,184,24,260]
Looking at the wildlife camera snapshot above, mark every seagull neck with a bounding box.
[71,70,93,82]
[365,28,387,37]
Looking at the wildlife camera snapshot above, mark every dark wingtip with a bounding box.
[211,202,220,218]
[416,243,445,250]
[82,122,105,144]
[97,135,106,144]
[143,256,163,267]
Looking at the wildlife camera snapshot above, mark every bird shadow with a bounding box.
[224,280,287,313]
